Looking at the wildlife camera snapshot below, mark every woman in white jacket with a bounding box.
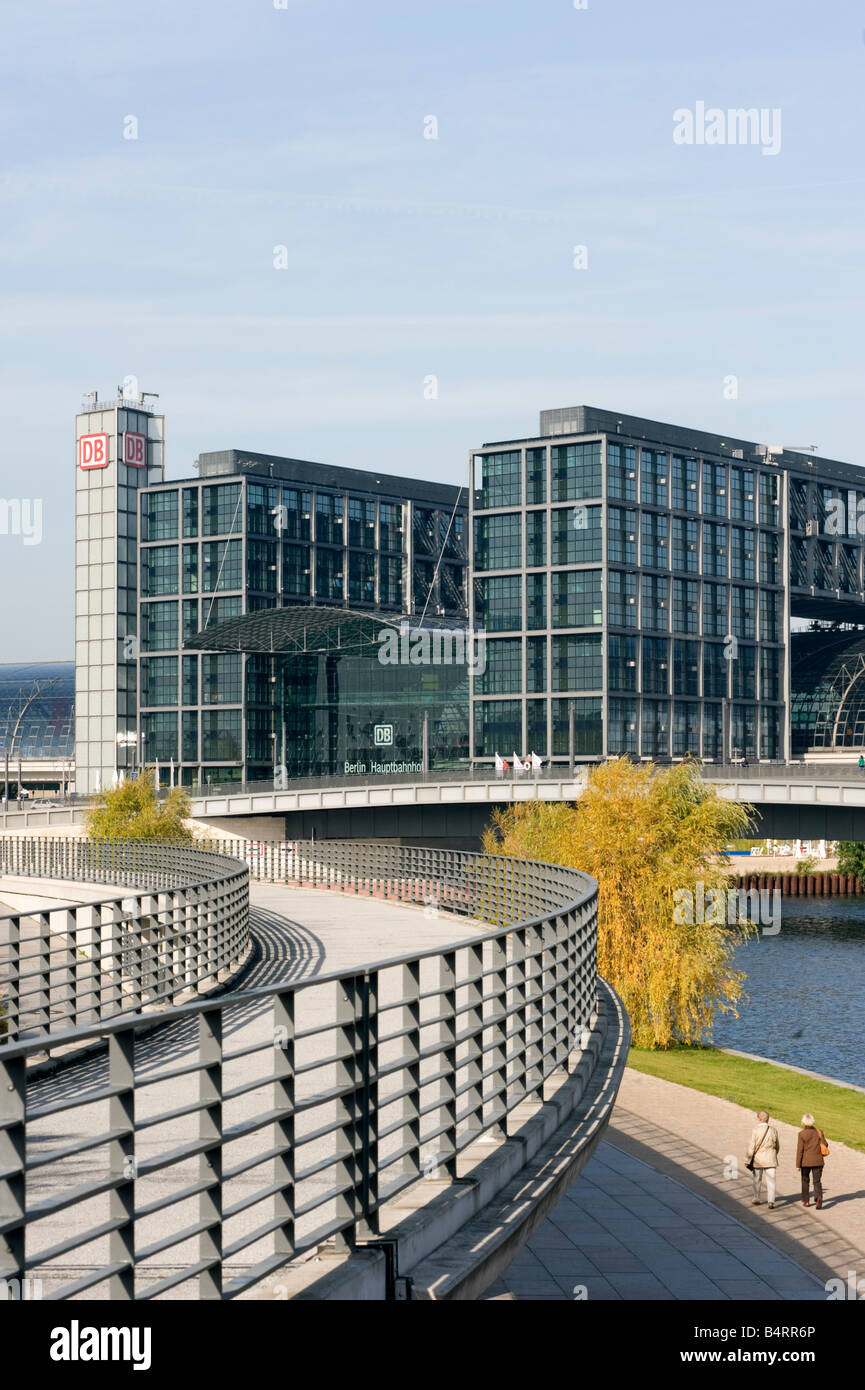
[746,1110,780,1209]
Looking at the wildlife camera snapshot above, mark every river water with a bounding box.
[710,895,865,1089]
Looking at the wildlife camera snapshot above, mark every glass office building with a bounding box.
[135,449,468,785]
[470,405,865,765]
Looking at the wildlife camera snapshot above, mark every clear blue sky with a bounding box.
[1,0,863,656]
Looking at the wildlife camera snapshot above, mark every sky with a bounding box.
[1,0,863,656]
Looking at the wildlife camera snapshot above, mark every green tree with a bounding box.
[483,758,756,1049]
[836,841,865,878]
[86,774,194,843]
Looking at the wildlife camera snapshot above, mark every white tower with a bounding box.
[74,385,165,794]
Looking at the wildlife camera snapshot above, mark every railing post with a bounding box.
[429,952,457,1180]
[0,1053,26,1290]
[197,1010,223,1299]
[357,971,379,1239]
[271,991,296,1266]
[107,1030,135,1298]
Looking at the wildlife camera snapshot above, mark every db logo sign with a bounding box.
[78,433,109,469]
[123,432,146,468]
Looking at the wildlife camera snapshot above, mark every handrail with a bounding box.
[0,839,599,1301]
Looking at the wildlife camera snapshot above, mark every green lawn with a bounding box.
[627,1046,865,1153]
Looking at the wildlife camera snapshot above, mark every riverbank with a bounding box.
[627,1046,865,1153]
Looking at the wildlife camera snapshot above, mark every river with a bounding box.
[710,895,865,1088]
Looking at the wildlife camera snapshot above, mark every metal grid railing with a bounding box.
[0,840,250,1040]
[0,842,598,1301]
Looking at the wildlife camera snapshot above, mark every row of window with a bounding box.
[474,635,783,699]
[473,508,784,580]
[473,571,783,641]
[472,443,783,525]
[141,483,466,557]
[473,697,782,760]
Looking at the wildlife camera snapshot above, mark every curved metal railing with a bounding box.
[0,838,250,1039]
[0,841,599,1301]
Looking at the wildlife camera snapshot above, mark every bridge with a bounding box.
[0,836,627,1301]
[4,764,865,842]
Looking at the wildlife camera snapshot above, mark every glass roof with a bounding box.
[0,662,74,760]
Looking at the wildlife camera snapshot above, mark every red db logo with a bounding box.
[123,432,146,468]
[78,433,109,469]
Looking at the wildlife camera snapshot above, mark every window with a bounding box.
[702,462,727,517]
[673,702,701,757]
[702,521,727,577]
[281,488,311,541]
[551,697,602,755]
[316,547,344,601]
[760,589,781,643]
[379,502,403,553]
[182,543,199,594]
[730,469,755,522]
[607,442,637,502]
[527,573,546,630]
[551,570,602,627]
[412,507,437,556]
[142,490,178,541]
[143,711,178,761]
[474,700,521,757]
[283,543,311,597]
[481,638,522,695]
[672,517,698,573]
[672,578,699,634]
[551,634,602,691]
[760,472,781,528]
[443,514,466,560]
[182,655,198,706]
[141,656,177,707]
[672,456,698,512]
[551,441,601,501]
[703,643,728,699]
[380,555,403,606]
[350,494,378,547]
[608,698,638,754]
[607,506,637,565]
[474,451,521,509]
[761,705,781,759]
[202,483,242,536]
[316,493,344,546]
[202,539,242,592]
[607,569,637,627]
[673,640,700,697]
[640,449,668,508]
[182,599,199,642]
[703,581,728,637]
[732,645,757,699]
[474,514,521,570]
[641,574,669,631]
[349,551,376,603]
[247,482,278,536]
[730,527,756,581]
[182,710,198,762]
[476,575,521,633]
[703,704,723,760]
[552,505,602,564]
[247,539,277,593]
[641,700,670,758]
[608,634,637,691]
[202,709,242,761]
[202,595,242,627]
[142,545,178,596]
[642,636,669,694]
[759,532,782,586]
[202,654,242,705]
[527,510,546,566]
[182,488,199,538]
[641,511,668,569]
[731,586,756,640]
[527,698,547,754]
[527,637,546,692]
[141,601,178,652]
[526,448,547,504]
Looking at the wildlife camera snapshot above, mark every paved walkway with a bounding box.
[484,1070,865,1301]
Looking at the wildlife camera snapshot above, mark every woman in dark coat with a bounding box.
[796,1114,828,1208]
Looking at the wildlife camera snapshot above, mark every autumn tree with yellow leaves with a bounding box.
[483,758,755,1048]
